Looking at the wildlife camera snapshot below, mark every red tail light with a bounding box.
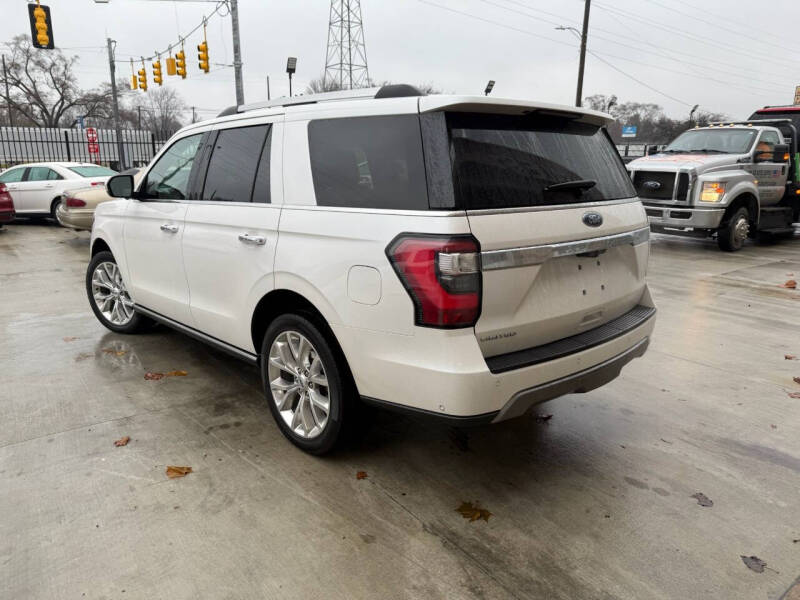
[91,182,104,187]
[386,234,481,328]
[66,197,86,207]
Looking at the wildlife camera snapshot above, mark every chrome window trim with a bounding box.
[481,226,650,271]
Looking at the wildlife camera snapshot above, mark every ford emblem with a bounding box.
[643,180,661,190]
[582,212,603,227]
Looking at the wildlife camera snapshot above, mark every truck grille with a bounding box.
[633,171,675,200]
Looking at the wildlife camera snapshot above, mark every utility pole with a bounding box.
[575,0,591,107]
[2,55,14,127]
[230,0,244,106]
[266,75,270,100]
[137,106,142,130]
[191,106,197,123]
[106,38,127,170]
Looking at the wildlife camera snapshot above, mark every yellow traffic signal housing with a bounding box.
[137,68,148,92]
[175,50,187,79]
[166,56,177,76]
[130,75,138,90]
[152,60,163,86]
[197,41,209,73]
[28,2,54,49]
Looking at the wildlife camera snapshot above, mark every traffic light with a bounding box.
[197,41,209,73]
[27,2,54,50]
[138,66,148,92]
[152,60,163,86]
[175,50,187,79]
[166,56,177,76]
[130,59,138,89]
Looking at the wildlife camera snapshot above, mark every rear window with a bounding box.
[69,166,117,177]
[446,113,635,210]
[308,115,428,210]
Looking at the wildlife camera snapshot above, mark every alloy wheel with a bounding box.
[734,216,750,244]
[91,261,135,326]
[268,330,330,439]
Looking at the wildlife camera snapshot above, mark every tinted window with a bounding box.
[447,113,635,209]
[308,115,428,210]
[251,128,272,203]
[143,134,202,200]
[202,125,269,203]
[69,166,117,177]
[0,168,25,183]
[27,167,62,181]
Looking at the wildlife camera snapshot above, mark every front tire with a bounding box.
[261,313,351,455]
[86,251,150,333]
[51,198,63,227]
[717,206,750,252]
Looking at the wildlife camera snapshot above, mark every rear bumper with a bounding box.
[56,206,93,230]
[335,292,656,422]
[645,203,725,230]
[0,210,14,223]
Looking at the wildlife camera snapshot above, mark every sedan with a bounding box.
[0,162,117,222]
[57,168,141,231]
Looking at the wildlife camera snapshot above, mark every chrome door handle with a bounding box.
[238,233,266,246]
[160,224,179,233]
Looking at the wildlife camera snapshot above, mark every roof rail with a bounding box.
[216,84,426,117]
[708,119,793,127]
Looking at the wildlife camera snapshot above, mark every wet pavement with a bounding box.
[1,221,800,600]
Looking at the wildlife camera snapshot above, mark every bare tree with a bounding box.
[0,34,114,128]
[129,87,187,133]
[305,75,343,94]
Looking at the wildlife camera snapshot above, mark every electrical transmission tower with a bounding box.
[323,0,370,90]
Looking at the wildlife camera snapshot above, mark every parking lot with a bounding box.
[1,221,799,600]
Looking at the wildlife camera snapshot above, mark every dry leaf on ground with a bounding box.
[144,372,165,381]
[789,392,800,399]
[786,355,798,361]
[741,555,767,573]
[456,501,492,522]
[166,370,188,377]
[356,471,368,480]
[114,436,130,447]
[782,280,797,289]
[102,348,127,357]
[691,492,713,507]
[63,336,78,342]
[166,466,192,479]
[793,377,800,385]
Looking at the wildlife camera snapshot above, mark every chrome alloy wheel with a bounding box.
[268,330,330,439]
[91,261,135,326]
[734,216,750,244]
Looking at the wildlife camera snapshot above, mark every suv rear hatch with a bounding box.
[419,101,650,362]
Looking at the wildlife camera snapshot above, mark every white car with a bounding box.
[87,85,656,454]
[0,162,117,221]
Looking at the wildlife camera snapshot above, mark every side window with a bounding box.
[27,167,61,181]
[251,127,272,203]
[0,168,25,183]
[756,131,780,161]
[143,134,203,200]
[202,125,269,202]
[307,115,429,210]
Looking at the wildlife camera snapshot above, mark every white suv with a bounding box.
[87,85,655,454]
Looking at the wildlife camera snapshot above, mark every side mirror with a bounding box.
[106,174,134,198]
[773,143,790,163]
[646,145,659,156]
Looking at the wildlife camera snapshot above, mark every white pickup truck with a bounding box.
[627,119,799,251]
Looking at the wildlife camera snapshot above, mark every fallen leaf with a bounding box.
[166,466,192,479]
[144,372,165,380]
[782,280,798,289]
[74,352,93,362]
[455,501,492,522]
[114,436,130,447]
[691,492,713,507]
[356,471,368,480]
[534,414,553,423]
[63,336,78,342]
[741,555,767,573]
[102,348,127,357]
[166,370,188,377]
[771,424,778,429]
[786,355,798,361]
[794,377,800,385]
[789,392,800,399]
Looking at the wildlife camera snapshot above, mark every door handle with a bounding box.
[44,184,54,188]
[238,233,266,246]
[160,224,179,233]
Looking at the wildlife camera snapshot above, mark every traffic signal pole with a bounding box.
[229,0,244,106]
[575,0,591,107]
[106,38,127,170]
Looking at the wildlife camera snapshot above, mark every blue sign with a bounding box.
[621,125,637,138]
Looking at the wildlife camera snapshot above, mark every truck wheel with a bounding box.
[718,207,750,252]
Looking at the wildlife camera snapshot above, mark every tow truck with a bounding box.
[627,115,800,251]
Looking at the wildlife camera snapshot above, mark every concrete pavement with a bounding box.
[1,221,800,599]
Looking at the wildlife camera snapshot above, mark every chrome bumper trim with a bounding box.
[481,227,650,271]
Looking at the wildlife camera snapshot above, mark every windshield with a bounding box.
[446,113,635,209]
[68,166,117,177]
[664,129,756,154]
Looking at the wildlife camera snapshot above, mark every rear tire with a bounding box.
[717,207,750,252]
[86,251,151,333]
[51,198,63,227]
[261,313,353,455]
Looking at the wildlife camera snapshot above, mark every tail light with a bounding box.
[66,197,86,207]
[91,182,104,187]
[386,234,481,328]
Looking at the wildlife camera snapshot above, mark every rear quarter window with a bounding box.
[308,115,428,210]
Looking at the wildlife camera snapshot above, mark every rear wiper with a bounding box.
[544,179,597,194]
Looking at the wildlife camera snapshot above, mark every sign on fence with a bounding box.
[86,127,99,155]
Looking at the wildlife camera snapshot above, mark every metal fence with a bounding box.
[0,127,175,171]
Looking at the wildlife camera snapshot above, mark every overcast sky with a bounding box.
[2,0,798,124]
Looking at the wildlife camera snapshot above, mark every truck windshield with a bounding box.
[663,129,757,154]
